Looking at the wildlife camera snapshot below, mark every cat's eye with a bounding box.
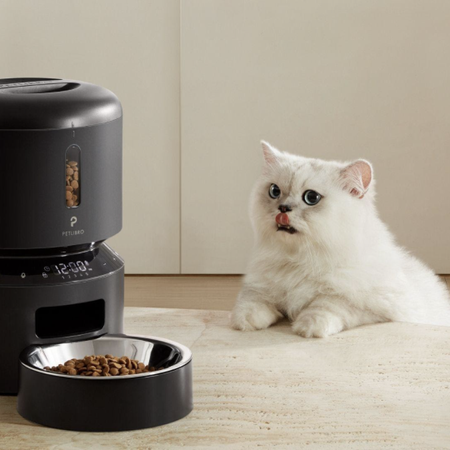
[303,190,322,206]
[269,184,281,199]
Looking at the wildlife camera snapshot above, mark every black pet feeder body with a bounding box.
[0,78,192,431]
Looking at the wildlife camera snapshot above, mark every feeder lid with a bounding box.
[0,78,122,130]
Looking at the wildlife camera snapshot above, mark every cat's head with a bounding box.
[250,141,375,250]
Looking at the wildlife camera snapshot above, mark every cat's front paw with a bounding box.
[231,301,281,332]
[292,312,342,338]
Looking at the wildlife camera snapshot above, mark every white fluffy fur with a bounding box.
[231,141,450,337]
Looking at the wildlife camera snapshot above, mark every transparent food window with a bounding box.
[65,145,80,208]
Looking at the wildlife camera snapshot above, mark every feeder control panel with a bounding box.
[0,244,123,286]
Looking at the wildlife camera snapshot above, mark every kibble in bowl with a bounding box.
[44,354,165,377]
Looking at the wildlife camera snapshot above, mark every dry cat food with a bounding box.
[44,354,164,377]
[65,160,80,207]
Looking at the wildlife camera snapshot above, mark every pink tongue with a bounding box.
[276,213,290,226]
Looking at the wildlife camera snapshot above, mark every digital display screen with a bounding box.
[50,260,89,275]
[40,260,94,280]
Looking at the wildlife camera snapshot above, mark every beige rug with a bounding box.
[1,307,449,449]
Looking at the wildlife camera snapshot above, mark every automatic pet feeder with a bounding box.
[0,78,192,431]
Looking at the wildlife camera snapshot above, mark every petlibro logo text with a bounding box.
[62,229,84,237]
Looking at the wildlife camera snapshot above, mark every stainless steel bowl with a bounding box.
[17,334,193,431]
[23,334,191,379]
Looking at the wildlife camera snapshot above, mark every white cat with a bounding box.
[231,141,450,337]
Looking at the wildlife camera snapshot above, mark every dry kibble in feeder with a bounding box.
[65,158,80,207]
[44,355,162,377]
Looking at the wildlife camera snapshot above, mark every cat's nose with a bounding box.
[278,204,292,213]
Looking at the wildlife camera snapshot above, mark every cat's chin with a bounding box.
[276,224,298,235]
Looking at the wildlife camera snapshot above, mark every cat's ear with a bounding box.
[340,160,373,199]
[261,140,282,168]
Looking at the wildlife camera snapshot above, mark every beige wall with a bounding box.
[1,1,449,273]
[181,0,450,274]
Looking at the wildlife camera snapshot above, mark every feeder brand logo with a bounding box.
[62,216,84,237]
